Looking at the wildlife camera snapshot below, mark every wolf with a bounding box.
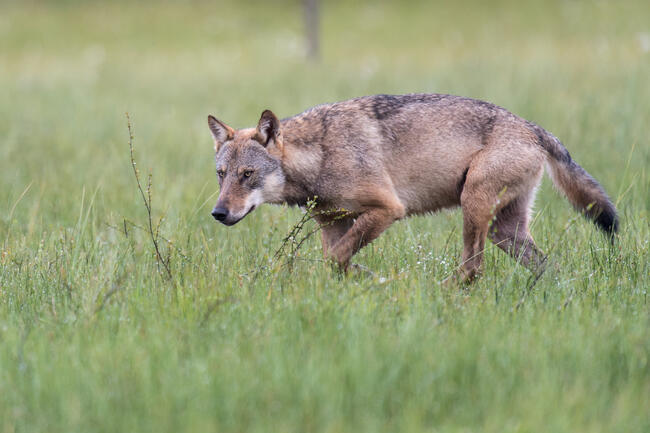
[207,94,618,282]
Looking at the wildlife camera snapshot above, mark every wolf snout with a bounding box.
[211,206,229,222]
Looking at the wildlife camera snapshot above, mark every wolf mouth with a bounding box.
[220,205,256,226]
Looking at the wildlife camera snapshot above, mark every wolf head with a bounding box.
[208,110,286,226]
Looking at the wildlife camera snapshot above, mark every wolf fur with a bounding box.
[208,94,618,282]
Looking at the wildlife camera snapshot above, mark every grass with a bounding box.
[1,0,649,432]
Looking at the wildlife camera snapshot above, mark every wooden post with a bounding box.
[303,0,320,61]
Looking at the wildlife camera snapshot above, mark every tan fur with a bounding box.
[208,94,618,282]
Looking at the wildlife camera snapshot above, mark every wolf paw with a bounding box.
[349,263,377,278]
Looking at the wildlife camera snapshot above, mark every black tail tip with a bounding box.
[595,207,619,239]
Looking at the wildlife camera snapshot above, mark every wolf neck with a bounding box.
[277,115,326,207]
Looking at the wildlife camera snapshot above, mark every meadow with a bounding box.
[1,0,649,431]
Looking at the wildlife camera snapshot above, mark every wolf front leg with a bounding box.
[315,217,354,258]
[327,201,405,271]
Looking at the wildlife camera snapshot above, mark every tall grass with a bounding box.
[1,1,649,432]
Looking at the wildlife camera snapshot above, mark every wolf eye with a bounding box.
[243,170,253,178]
[217,170,225,178]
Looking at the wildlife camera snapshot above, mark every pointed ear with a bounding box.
[255,110,281,148]
[208,115,234,152]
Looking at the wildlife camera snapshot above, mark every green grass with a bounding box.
[1,0,649,432]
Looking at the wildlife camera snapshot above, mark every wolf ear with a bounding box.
[208,115,234,152]
[255,110,281,149]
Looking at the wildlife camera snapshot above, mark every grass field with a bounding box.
[1,0,649,431]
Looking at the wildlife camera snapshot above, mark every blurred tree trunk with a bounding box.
[303,0,320,61]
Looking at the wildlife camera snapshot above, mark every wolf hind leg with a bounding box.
[488,195,547,277]
[458,198,493,283]
[456,148,545,283]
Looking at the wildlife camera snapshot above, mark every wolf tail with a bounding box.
[532,124,619,238]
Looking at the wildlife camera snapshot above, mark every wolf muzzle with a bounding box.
[211,205,256,226]
[211,206,229,222]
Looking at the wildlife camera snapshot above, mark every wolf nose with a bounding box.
[211,207,229,222]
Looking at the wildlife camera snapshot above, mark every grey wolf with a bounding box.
[207,94,618,282]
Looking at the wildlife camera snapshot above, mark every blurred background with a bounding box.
[1,0,648,236]
[1,2,649,431]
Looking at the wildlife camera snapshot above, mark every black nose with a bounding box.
[211,207,229,222]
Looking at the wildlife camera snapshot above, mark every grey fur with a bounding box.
[208,93,619,281]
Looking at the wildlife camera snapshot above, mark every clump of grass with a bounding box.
[1,1,648,432]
